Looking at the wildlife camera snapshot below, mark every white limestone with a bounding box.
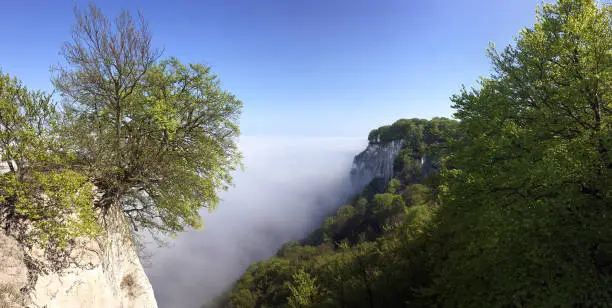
[350,139,404,190]
[0,205,158,308]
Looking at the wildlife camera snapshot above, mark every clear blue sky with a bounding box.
[1,0,542,137]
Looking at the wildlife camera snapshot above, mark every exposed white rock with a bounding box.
[350,139,403,190]
[0,161,13,175]
[0,204,158,308]
[0,233,28,307]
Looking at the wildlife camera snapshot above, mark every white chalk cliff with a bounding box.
[0,162,158,308]
[350,139,403,190]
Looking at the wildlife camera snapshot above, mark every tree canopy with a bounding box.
[217,0,612,307]
[0,70,100,251]
[431,0,612,305]
[53,4,243,236]
[1,4,243,255]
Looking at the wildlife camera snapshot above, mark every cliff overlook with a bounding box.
[210,1,612,306]
[0,4,242,307]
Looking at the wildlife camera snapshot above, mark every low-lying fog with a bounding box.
[143,136,367,308]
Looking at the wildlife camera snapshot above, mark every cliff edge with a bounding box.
[1,161,157,308]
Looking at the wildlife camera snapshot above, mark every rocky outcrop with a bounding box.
[0,233,28,307]
[29,206,157,308]
[350,139,403,190]
[0,164,158,308]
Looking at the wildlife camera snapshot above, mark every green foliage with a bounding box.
[221,198,438,308]
[382,117,459,185]
[9,170,100,249]
[0,70,100,250]
[0,71,61,171]
[367,117,457,148]
[287,269,321,308]
[367,118,425,145]
[1,4,244,284]
[219,1,612,307]
[277,243,319,261]
[219,116,452,307]
[354,197,368,215]
[402,184,431,206]
[359,177,386,200]
[370,193,405,223]
[227,258,293,307]
[394,148,423,184]
[428,0,612,306]
[385,178,401,194]
[54,5,243,236]
[335,205,356,223]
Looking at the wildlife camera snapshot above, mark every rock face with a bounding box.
[0,203,158,308]
[0,233,28,307]
[350,139,403,191]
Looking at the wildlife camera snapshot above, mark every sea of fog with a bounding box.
[143,136,367,308]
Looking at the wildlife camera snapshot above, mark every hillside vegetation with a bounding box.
[216,0,612,307]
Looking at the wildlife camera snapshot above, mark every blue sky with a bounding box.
[1,0,542,137]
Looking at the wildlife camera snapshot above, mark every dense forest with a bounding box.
[212,0,612,307]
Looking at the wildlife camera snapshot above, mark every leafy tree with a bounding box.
[372,205,435,307]
[0,71,99,250]
[54,5,242,235]
[287,269,321,308]
[359,177,386,200]
[1,170,100,249]
[335,205,356,225]
[394,149,423,185]
[228,258,294,307]
[354,197,368,215]
[402,184,431,206]
[385,178,401,194]
[277,242,318,261]
[0,71,58,175]
[370,193,405,223]
[429,0,612,306]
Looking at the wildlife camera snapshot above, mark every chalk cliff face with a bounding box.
[0,208,157,308]
[350,139,403,190]
[0,161,157,308]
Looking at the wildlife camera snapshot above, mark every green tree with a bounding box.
[370,193,405,223]
[54,5,242,235]
[385,178,401,194]
[354,197,368,215]
[0,71,58,175]
[0,71,100,250]
[402,184,431,206]
[431,0,612,306]
[228,258,294,307]
[287,269,321,308]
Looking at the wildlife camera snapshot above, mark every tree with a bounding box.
[431,0,612,305]
[385,178,401,194]
[228,258,294,307]
[354,197,368,215]
[0,71,57,175]
[402,184,431,206]
[287,269,321,308]
[54,5,243,235]
[370,193,405,223]
[0,71,100,250]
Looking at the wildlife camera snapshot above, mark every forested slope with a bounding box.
[212,0,612,307]
[211,117,458,307]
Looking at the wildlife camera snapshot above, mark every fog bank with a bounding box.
[144,136,367,308]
